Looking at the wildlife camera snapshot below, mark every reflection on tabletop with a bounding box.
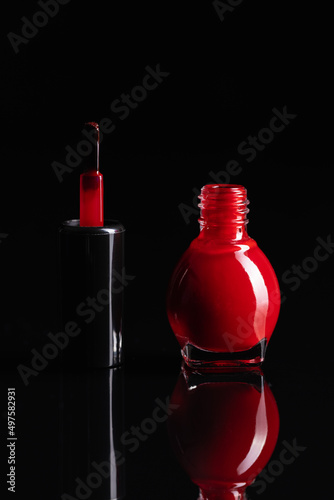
[167,365,279,500]
[60,367,125,500]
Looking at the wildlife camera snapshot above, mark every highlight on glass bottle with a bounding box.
[166,184,281,369]
[167,365,280,500]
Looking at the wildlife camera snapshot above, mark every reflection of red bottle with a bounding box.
[167,184,280,369]
[168,366,280,500]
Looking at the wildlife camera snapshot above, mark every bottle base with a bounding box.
[182,338,267,370]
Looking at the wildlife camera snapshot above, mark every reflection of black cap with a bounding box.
[60,367,125,499]
[58,219,125,368]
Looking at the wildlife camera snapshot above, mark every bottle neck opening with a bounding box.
[198,184,249,241]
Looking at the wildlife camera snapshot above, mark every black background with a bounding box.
[0,1,333,499]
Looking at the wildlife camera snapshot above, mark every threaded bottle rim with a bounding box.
[198,184,249,231]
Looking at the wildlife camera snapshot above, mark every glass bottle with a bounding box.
[166,184,280,369]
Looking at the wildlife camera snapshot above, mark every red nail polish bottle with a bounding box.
[166,184,280,369]
[167,366,280,500]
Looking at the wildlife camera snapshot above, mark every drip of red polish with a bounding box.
[80,122,104,227]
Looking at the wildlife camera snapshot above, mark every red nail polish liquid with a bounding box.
[80,122,103,227]
[80,169,104,227]
[166,184,280,369]
[167,366,280,500]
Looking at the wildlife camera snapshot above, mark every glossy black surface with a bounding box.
[0,348,333,499]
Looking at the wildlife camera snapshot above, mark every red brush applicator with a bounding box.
[80,122,104,227]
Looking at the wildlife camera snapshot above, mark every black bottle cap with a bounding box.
[58,219,125,368]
